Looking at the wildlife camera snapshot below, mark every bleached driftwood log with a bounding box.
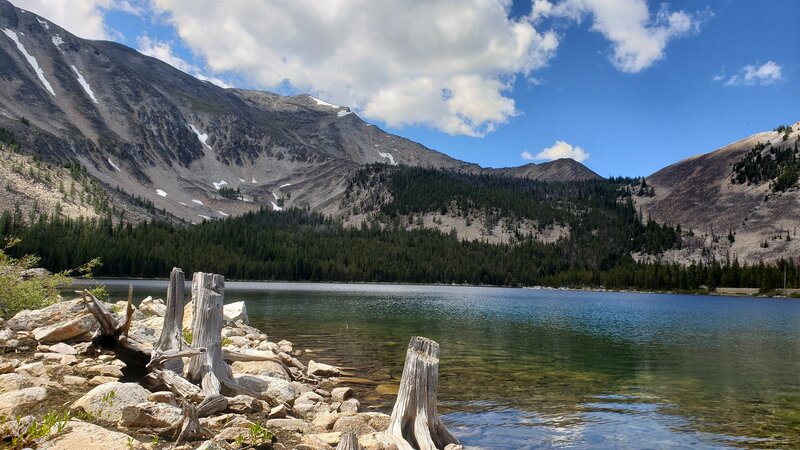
[380,336,460,450]
[187,272,239,396]
[160,400,212,444]
[152,267,186,373]
[337,432,360,450]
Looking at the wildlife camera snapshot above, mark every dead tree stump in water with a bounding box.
[152,267,186,373]
[186,272,238,396]
[383,336,460,450]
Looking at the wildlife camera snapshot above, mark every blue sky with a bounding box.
[17,0,800,177]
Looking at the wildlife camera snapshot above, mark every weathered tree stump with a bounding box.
[187,272,238,396]
[152,267,186,373]
[337,431,360,450]
[381,336,460,450]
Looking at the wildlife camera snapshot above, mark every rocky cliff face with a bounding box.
[635,122,800,264]
[0,0,598,225]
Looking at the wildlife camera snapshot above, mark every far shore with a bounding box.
[68,277,800,300]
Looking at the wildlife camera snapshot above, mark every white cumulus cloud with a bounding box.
[523,140,589,162]
[718,61,783,86]
[13,0,112,39]
[149,0,560,136]
[531,0,707,73]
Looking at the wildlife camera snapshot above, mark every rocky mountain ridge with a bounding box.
[0,0,598,225]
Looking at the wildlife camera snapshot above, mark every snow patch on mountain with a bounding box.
[107,158,121,171]
[2,29,56,96]
[156,189,167,197]
[71,65,98,103]
[50,35,64,48]
[308,95,339,108]
[271,201,283,211]
[378,151,398,166]
[212,180,227,190]
[189,124,212,150]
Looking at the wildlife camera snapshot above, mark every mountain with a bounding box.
[0,0,597,225]
[635,122,800,264]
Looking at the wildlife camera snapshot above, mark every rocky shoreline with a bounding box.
[0,295,409,449]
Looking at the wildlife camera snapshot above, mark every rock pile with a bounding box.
[0,296,402,449]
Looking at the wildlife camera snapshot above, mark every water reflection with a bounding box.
[91,280,800,449]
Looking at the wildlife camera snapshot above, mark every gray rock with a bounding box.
[226,395,263,414]
[39,419,147,449]
[49,342,78,354]
[8,298,87,331]
[233,374,299,404]
[266,418,310,433]
[33,314,97,343]
[19,268,51,280]
[331,387,353,402]
[333,414,376,436]
[231,360,290,380]
[147,391,178,406]
[120,401,182,428]
[223,302,248,324]
[308,360,341,377]
[268,404,288,418]
[138,296,166,317]
[339,398,360,413]
[0,386,47,416]
[71,382,151,425]
[15,361,47,378]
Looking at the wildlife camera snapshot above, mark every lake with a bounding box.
[89,280,800,449]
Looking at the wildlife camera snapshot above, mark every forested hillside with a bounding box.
[1,168,796,291]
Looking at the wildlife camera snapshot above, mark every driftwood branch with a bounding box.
[82,289,149,377]
[161,400,212,444]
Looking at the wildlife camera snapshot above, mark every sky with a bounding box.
[12,0,800,177]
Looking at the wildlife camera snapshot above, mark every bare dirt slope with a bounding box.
[636,122,800,264]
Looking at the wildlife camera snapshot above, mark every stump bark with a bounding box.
[382,336,459,450]
[337,431,360,450]
[152,267,186,373]
[186,272,238,396]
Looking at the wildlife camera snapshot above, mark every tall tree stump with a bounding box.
[382,336,460,450]
[187,272,237,396]
[152,267,186,373]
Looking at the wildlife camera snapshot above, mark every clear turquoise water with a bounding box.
[94,281,800,449]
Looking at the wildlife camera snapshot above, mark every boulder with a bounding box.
[339,398,360,413]
[308,432,342,446]
[233,374,299,404]
[19,267,51,280]
[0,358,19,374]
[0,373,37,394]
[120,401,183,428]
[362,412,391,432]
[268,404,288,419]
[15,361,48,378]
[138,297,166,317]
[223,302,248,324]
[266,418,310,433]
[331,387,353,403]
[225,336,252,348]
[39,419,146,449]
[62,375,88,387]
[308,360,341,377]
[147,391,178,406]
[196,441,226,450]
[49,342,78,354]
[231,360,290,380]
[226,395,263,414]
[71,382,150,425]
[8,298,87,331]
[333,414,376,436]
[277,339,293,353]
[0,386,47,416]
[33,314,97,343]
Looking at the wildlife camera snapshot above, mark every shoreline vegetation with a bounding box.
[0,267,462,450]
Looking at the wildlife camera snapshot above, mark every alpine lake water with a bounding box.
[92,280,800,449]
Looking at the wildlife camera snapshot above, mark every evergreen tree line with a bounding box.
[0,206,796,292]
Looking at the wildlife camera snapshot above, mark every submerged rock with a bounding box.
[308,360,341,377]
